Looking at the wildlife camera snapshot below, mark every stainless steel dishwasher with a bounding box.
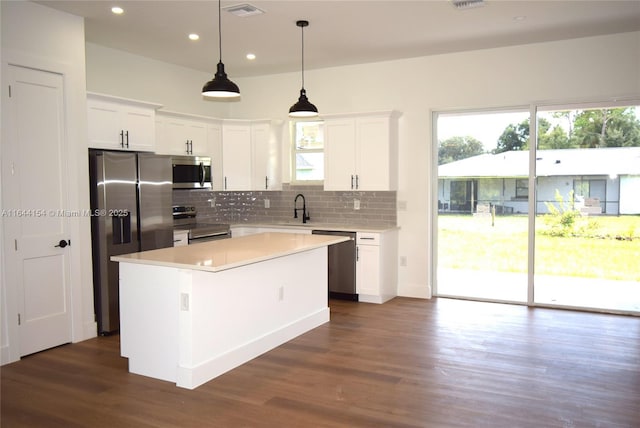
[311,230,358,301]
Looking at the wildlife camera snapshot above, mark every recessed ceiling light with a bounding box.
[246,53,256,60]
[189,33,200,41]
[111,6,124,15]
[513,15,527,22]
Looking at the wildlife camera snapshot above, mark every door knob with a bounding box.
[55,239,70,248]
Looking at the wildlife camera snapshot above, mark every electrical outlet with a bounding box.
[264,198,270,209]
[180,293,190,311]
[398,200,407,211]
[208,198,216,208]
[354,199,360,210]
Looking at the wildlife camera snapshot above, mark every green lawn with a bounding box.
[437,215,640,281]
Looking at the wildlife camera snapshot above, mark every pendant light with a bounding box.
[289,20,318,117]
[202,0,240,98]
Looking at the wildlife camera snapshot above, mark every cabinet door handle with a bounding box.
[125,130,129,148]
[189,140,193,154]
[185,141,190,154]
[265,176,268,190]
[351,175,355,190]
[355,174,359,189]
[119,130,125,148]
[356,246,359,262]
[224,176,227,190]
[360,237,375,240]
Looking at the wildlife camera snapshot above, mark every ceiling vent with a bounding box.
[450,0,485,10]
[223,3,265,17]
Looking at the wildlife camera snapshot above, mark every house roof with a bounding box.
[438,147,640,178]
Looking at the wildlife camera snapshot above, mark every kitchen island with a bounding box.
[111,232,348,389]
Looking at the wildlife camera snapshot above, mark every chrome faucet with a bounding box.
[294,193,310,224]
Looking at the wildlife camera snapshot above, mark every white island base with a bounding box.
[115,233,345,389]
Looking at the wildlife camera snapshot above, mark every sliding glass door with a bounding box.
[435,103,640,314]
[436,110,529,303]
[533,104,640,313]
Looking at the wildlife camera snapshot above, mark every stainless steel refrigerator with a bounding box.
[89,149,173,334]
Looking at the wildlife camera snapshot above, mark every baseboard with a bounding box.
[177,307,330,390]
[0,345,17,366]
[397,283,432,299]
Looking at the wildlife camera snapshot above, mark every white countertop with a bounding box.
[232,222,399,233]
[111,232,349,273]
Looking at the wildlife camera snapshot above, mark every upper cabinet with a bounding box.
[323,111,399,191]
[155,111,217,157]
[87,92,161,152]
[208,122,224,191]
[252,120,282,191]
[222,120,280,191]
[222,121,252,191]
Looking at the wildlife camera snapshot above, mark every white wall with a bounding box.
[86,43,233,118]
[1,0,95,363]
[87,31,640,299]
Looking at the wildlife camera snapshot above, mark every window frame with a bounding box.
[290,119,325,186]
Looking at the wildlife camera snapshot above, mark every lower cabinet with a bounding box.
[356,230,398,303]
[228,226,398,303]
[173,230,189,247]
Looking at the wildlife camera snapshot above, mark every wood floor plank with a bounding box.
[2,297,639,427]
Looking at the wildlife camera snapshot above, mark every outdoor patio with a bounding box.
[438,268,640,314]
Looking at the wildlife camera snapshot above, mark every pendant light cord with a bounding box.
[300,24,305,89]
[218,0,223,62]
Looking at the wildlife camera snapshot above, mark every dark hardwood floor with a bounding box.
[2,297,639,427]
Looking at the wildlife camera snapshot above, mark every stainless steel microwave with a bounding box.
[172,156,212,189]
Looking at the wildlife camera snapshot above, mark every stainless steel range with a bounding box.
[173,205,231,243]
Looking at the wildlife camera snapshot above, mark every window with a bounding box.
[291,120,324,183]
[515,178,529,200]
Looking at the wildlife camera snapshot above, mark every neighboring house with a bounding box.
[438,147,640,215]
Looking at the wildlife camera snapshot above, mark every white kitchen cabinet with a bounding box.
[222,121,252,191]
[208,122,224,191]
[155,111,213,156]
[173,230,189,247]
[222,120,278,191]
[324,111,399,191]
[87,92,161,152]
[356,229,398,303]
[252,120,282,191]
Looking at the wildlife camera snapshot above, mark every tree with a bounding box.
[538,125,571,149]
[494,118,550,153]
[571,108,640,148]
[438,136,485,165]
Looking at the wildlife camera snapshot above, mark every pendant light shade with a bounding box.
[289,20,318,118]
[202,0,240,99]
[289,88,317,117]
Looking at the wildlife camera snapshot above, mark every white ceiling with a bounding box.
[34,0,640,78]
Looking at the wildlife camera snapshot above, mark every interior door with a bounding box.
[5,65,72,356]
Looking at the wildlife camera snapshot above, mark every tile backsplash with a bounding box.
[173,184,396,227]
